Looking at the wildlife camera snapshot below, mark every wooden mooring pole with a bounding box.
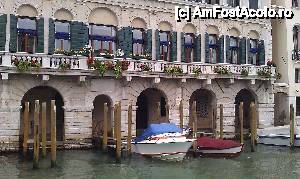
[23,102,29,157]
[102,103,108,151]
[219,104,224,139]
[51,100,57,167]
[42,102,47,157]
[33,100,40,169]
[166,104,170,122]
[127,103,132,154]
[290,104,295,149]
[250,102,256,152]
[192,101,197,152]
[213,107,217,138]
[239,102,244,145]
[115,102,122,162]
[179,100,183,129]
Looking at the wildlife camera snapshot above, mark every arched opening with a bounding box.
[20,86,64,148]
[54,8,73,21]
[183,23,197,63]
[235,89,256,135]
[207,25,219,35]
[131,17,147,29]
[17,4,38,17]
[229,27,241,37]
[158,21,172,32]
[92,95,113,144]
[249,30,260,40]
[189,89,217,133]
[136,88,168,136]
[228,28,241,64]
[183,23,196,34]
[88,7,118,26]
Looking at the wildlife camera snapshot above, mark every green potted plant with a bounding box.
[164,66,184,76]
[192,67,202,77]
[241,69,249,76]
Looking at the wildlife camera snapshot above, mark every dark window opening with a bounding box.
[249,39,258,65]
[55,21,70,51]
[159,31,171,61]
[205,0,220,5]
[296,97,300,116]
[209,34,218,64]
[132,28,144,55]
[89,24,116,55]
[17,17,37,53]
[160,97,166,117]
[184,33,195,63]
[228,37,239,64]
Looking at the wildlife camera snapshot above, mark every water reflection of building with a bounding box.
[0,0,275,150]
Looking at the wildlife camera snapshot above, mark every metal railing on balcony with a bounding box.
[0,53,276,79]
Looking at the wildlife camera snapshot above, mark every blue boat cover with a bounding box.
[134,123,182,143]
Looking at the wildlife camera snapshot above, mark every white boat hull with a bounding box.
[258,135,300,147]
[133,141,194,161]
[257,125,300,147]
[198,146,243,154]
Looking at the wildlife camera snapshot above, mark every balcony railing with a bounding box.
[0,53,276,79]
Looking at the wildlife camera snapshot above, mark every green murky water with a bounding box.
[0,144,300,179]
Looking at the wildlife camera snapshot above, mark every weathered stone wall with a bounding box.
[0,74,274,150]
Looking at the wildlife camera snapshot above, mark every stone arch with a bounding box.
[17,4,38,17]
[249,30,260,39]
[207,25,219,35]
[183,23,196,34]
[131,17,147,29]
[229,27,241,37]
[88,7,118,26]
[189,89,217,132]
[19,86,65,149]
[136,88,169,135]
[92,94,113,144]
[158,21,172,31]
[54,8,73,21]
[234,88,257,135]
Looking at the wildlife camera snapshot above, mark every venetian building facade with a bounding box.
[0,0,275,150]
[272,0,300,126]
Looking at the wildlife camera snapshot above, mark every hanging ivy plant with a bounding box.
[114,60,123,79]
[94,61,107,77]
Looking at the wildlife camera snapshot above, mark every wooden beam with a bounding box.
[290,104,295,149]
[127,103,132,154]
[23,102,29,157]
[33,100,40,169]
[239,102,244,145]
[103,103,108,151]
[192,101,197,152]
[51,100,57,167]
[219,104,224,139]
[115,102,122,162]
[250,102,256,152]
[41,102,47,157]
[179,100,183,129]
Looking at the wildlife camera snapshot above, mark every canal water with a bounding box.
[0,144,300,179]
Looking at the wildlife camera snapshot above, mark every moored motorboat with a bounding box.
[196,137,243,158]
[257,125,300,147]
[132,123,195,161]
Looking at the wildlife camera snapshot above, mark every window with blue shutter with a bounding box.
[17,17,37,53]
[36,18,44,53]
[55,21,70,51]
[48,18,55,54]
[89,24,116,55]
[239,37,246,64]
[258,40,265,65]
[171,31,177,62]
[9,15,17,53]
[145,29,152,55]
[159,31,171,61]
[218,35,224,63]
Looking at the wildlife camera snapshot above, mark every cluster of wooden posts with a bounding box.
[22,100,57,169]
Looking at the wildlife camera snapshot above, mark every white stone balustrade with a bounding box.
[0,53,276,79]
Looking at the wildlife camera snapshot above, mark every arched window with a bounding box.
[17,5,38,53]
[88,8,118,55]
[248,30,259,65]
[293,26,300,60]
[228,36,239,64]
[54,9,73,52]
